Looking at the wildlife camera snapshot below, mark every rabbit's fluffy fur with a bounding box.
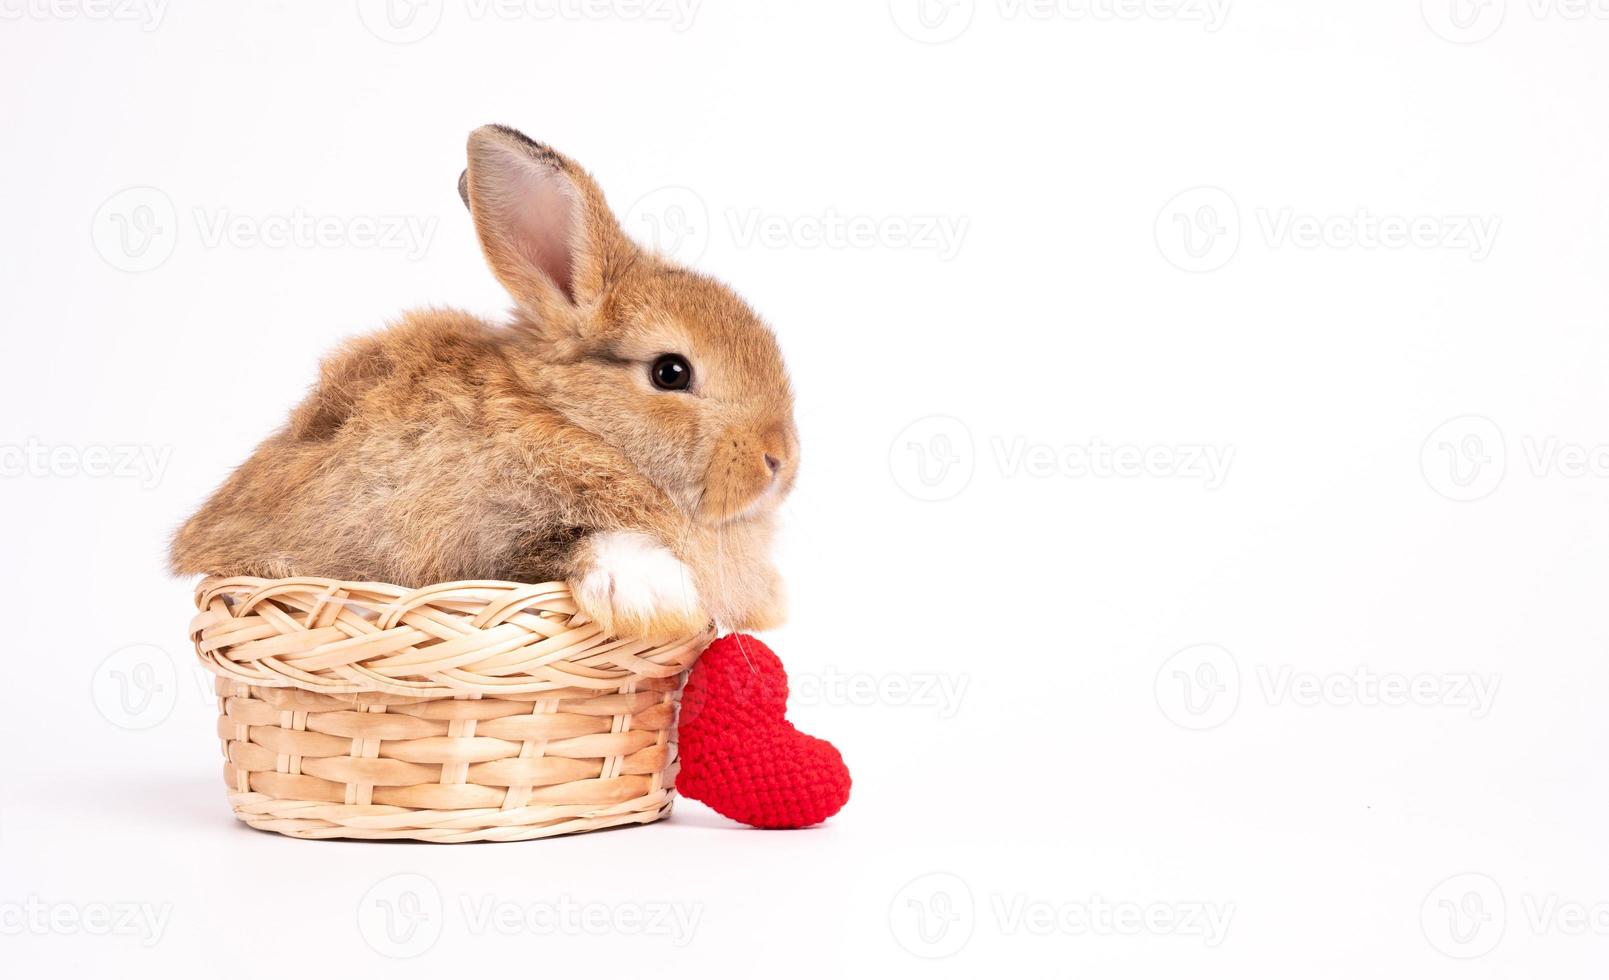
[170,125,797,640]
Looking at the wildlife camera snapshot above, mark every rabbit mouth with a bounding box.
[691,420,796,525]
[695,461,792,526]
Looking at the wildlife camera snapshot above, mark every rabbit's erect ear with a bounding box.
[462,125,630,316]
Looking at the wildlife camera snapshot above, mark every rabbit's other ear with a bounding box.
[461,125,633,319]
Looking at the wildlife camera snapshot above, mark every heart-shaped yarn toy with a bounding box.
[675,634,851,829]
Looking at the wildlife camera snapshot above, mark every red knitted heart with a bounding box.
[675,634,851,829]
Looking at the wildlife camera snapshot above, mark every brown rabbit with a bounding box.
[170,124,797,640]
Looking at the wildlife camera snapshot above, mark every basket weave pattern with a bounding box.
[190,576,712,842]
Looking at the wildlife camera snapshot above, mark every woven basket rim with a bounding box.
[190,575,713,699]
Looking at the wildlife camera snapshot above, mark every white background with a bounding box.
[3,1,1607,976]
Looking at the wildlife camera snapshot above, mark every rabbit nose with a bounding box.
[763,453,782,475]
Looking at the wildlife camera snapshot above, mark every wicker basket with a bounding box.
[188,576,712,842]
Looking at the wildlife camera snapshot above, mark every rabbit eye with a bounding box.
[650,354,692,391]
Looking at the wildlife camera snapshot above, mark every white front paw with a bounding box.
[573,531,706,641]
